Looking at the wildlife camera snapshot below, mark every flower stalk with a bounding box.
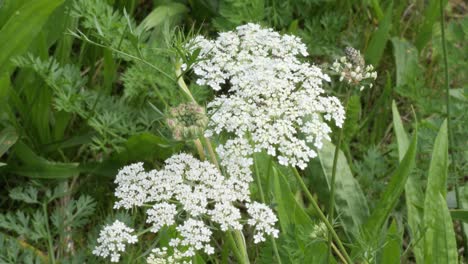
[292,167,352,264]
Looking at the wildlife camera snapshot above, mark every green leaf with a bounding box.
[391,101,409,161]
[423,120,457,262]
[0,127,18,158]
[272,167,314,233]
[342,95,361,144]
[381,219,401,264]
[309,140,369,238]
[423,120,448,199]
[364,126,417,237]
[449,209,468,222]
[117,133,182,163]
[391,38,420,87]
[415,0,448,51]
[424,193,458,263]
[7,141,79,179]
[9,186,39,204]
[139,3,188,31]
[365,1,393,66]
[392,101,424,263]
[0,0,64,73]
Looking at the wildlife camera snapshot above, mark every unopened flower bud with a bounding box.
[167,103,208,140]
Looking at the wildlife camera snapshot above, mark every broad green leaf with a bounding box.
[449,209,468,223]
[0,127,18,157]
[364,126,417,237]
[424,193,458,263]
[392,101,424,263]
[415,0,448,51]
[423,120,457,263]
[365,2,393,66]
[0,0,64,73]
[7,141,79,179]
[391,101,409,161]
[391,38,420,87]
[117,133,182,163]
[310,140,369,238]
[459,186,468,247]
[423,120,448,199]
[381,219,401,264]
[272,167,313,233]
[139,3,188,31]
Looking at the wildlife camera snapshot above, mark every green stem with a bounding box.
[328,93,350,261]
[194,138,206,161]
[292,167,352,264]
[253,156,282,264]
[227,231,248,264]
[233,230,250,264]
[440,0,465,255]
[175,62,197,103]
[42,203,56,264]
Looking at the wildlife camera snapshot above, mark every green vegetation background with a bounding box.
[0,0,466,263]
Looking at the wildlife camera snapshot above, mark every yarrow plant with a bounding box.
[184,23,346,169]
[93,153,278,263]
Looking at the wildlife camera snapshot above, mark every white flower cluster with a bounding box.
[331,47,377,91]
[92,220,138,262]
[247,202,279,243]
[146,247,189,264]
[186,23,345,169]
[95,153,278,263]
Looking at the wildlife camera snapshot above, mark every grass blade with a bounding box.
[0,0,64,73]
[392,101,424,263]
[365,1,393,67]
[364,125,417,237]
[0,127,18,158]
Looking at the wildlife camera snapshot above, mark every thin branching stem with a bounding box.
[440,0,465,253]
[43,203,56,264]
[253,156,282,264]
[292,167,352,264]
[328,92,350,261]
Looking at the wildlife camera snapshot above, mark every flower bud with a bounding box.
[167,103,208,140]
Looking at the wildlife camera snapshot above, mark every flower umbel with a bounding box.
[95,153,278,262]
[92,220,138,262]
[186,23,345,169]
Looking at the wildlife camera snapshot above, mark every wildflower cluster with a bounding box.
[93,153,278,263]
[185,23,345,169]
[331,47,377,91]
[92,220,138,262]
[166,103,208,140]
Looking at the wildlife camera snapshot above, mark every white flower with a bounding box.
[209,202,242,231]
[216,138,254,202]
[146,203,177,233]
[92,220,138,262]
[99,153,280,262]
[188,23,345,169]
[114,163,150,209]
[146,247,190,264]
[171,219,214,257]
[247,202,279,243]
[331,47,377,90]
